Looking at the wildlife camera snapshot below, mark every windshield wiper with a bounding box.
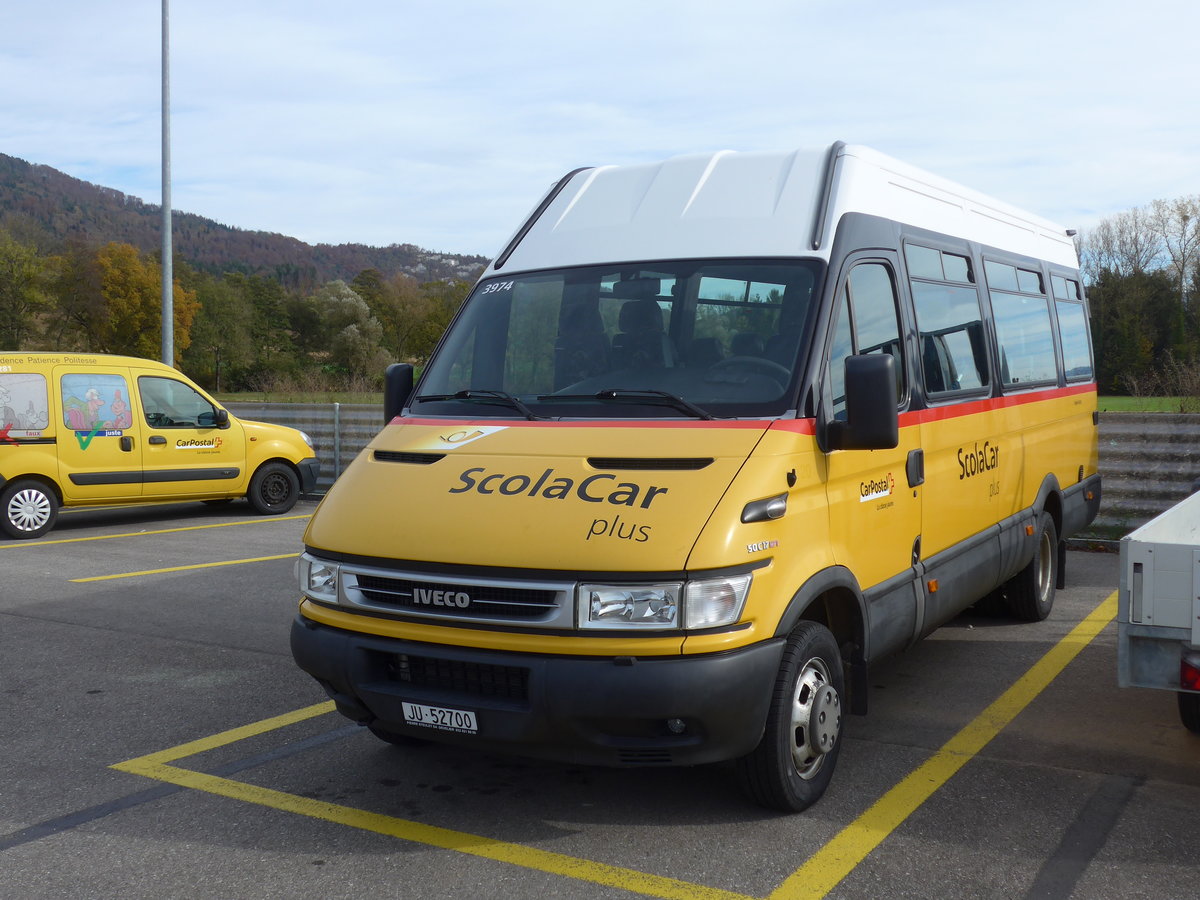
[414,390,547,421]
[543,389,716,420]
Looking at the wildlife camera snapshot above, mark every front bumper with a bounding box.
[290,614,785,766]
[297,457,321,493]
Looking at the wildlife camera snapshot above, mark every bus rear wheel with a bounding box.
[736,621,843,812]
[1004,511,1058,621]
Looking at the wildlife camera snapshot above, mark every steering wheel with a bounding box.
[709,356,791,382]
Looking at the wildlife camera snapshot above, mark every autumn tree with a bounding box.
[48,242,198,361]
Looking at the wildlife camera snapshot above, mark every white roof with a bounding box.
[487,143,1078,276]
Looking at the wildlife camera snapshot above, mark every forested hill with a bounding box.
[0,152,488,288]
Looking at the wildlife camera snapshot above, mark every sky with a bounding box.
[2,0,1198,260]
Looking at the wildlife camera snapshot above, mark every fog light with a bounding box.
[666,718,687,734]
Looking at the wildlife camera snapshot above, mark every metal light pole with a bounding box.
[161,0,174,365]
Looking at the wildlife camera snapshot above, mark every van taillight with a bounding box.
[1182,652,1200,692]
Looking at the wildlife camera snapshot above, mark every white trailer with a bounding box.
[1118,490,1200,732]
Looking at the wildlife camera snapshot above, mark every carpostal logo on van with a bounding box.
[859,472,895,503]
[176,437,223,450]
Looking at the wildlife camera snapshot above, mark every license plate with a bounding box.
[402,701,478,734]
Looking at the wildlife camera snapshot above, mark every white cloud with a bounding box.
[1,0,1198,255]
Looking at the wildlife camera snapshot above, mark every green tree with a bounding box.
[1088,268,1180,392]
[182,272,257,391]
[0,230,51,349]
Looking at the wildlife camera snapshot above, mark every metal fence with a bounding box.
[229,405,1200,540]
[227,402,383,493]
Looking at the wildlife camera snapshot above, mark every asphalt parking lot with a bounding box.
[1,500,1196,900]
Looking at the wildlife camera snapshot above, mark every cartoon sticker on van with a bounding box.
[0,373,49,437]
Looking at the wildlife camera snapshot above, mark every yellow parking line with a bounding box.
[768,591,1119,900]
[113,700,750,900]
[111,593,1118,900]
[71,553,296,582]
[1,514,310,548]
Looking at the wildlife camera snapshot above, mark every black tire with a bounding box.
[1180,692,1200,735]
[368,724,429,747]
[736,621,844,812]
[247,462,300,514]
[1003,510,1058,621]
[1,479,59,539]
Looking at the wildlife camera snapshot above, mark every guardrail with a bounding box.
[227,404,1199,541]
[227,402,381,493]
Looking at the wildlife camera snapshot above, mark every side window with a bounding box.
[985,260,1056,388]
[1054,280,1093,381]
[829,262,905,419]
[0,372,50,436]
[907,244,989,396]
[138,376,220,428]
[60,373,133,431]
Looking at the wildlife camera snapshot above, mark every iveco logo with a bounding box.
[413,588,470,608]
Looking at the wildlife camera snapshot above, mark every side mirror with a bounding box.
[827,355,899,451]
[200,408,229,428]
[383,363,414,424]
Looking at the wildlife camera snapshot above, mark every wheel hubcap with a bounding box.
[8,489,51,532]
[790,656,841,779]
[1037,529,1054,603]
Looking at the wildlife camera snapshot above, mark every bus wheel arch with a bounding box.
[774,567,868,715]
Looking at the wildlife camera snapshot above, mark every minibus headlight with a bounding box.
[299,554,339,603]
[685,574,752,628]
[298,430,314,449]
[579,584,681,629]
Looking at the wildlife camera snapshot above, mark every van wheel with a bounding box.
[1180,693,1200,735]
[736,621,843,812]
[1003,511,1058,621]
[1,480,59,539]
[247,462,300,514]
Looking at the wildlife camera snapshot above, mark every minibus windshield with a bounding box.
[414,259,822,419]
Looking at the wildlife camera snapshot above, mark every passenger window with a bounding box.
[0,372,50,436]
[829,262,905,419]
[991,292,1057,386]
[1056,300,1094,380]
[60,373,134,431]
[985,258,1056,388]
[911,281,989,395]
[139,376,220,427]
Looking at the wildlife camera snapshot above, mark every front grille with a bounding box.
[355,574,558,620]
[383,652,529,700]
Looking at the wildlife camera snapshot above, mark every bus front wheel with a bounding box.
[736,621,844,812]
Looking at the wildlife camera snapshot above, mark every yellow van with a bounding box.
[0,352,319,538]
[290,144,1100,811]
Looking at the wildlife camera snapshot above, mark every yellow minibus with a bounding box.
[291,143,1100,811]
